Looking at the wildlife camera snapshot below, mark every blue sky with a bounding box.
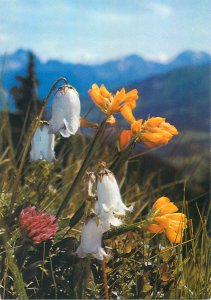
[0,0,210,63]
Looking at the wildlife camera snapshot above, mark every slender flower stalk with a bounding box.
[56,117,108,218]
[103,221,144,240]
[9,78,68,221]
[0,214,28,299]
[102,259,109,300]
[110,138,136,174]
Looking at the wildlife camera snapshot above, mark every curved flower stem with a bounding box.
[103,221,145,240]
[8,78,68,221]
[0,215,28,300]
[56,117,108,218]
[102,259,109,300]
[110,139,136,175]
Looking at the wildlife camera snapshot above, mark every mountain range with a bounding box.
[0,49,210,132]
[0,49,210,102]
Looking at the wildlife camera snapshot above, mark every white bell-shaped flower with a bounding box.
[95,206,123,232]
[49,85,81,138]
[30,124,55,162]
[76,217,108,260]
[96,170,133,216]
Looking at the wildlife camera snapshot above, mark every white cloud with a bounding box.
[0,33,11,42]
[147,2,173,17]
[148,52,170,63]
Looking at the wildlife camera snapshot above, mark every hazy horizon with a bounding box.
[0,0,210,64]
[1,47,210,66]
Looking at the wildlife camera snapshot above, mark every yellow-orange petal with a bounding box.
[92,83,99,89]
[120,105,136,124]
[88,89,109,112]
[152,197,170,212]
[154,216,171,228]
[165,213,187,223]
[147,223,164,233]
[123,89,139,105]
[169,221,187,231]
[141,132,169,145]
[165,228,182,243]
[159,202,178,215]
[161,122,179,135]
[144,117,165,128]
[131,119,143,134]
[118,130,132,152]
[108,88,126,114]
[99,84,112,98]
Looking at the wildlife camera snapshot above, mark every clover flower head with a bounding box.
[30,123,55,162]
[76,217,108,260]
[147,197,187,243]
[19,206,58,245]
[49,85,81,137]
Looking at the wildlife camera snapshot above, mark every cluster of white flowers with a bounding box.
[29,83,131,262]
[30,85,81,162]
[76,164,133,261]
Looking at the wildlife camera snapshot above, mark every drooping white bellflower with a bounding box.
[95,166,133,230]
[30,124,55,162]
[49,85,81,138]
[76,217,108,260]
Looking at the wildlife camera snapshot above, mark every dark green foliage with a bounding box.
[10,52,41,116]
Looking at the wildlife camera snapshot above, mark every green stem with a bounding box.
[0,215,28,299]
[103,221,145,240]
[110,139,136,174]
[9,78,68,220]
[56,117,108,218]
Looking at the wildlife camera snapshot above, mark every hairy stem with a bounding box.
[102,259,109,300]
[0,215,28,299]
[103,221,145,240]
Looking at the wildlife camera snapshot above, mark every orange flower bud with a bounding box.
[118,130,132,152]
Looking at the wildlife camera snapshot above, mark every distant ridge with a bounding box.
[0,49,210,103]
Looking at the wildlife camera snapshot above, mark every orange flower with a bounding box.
[147,197,187,243]
[131,117,178,148]
[118,130,132,152]
[88,84,139,117]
